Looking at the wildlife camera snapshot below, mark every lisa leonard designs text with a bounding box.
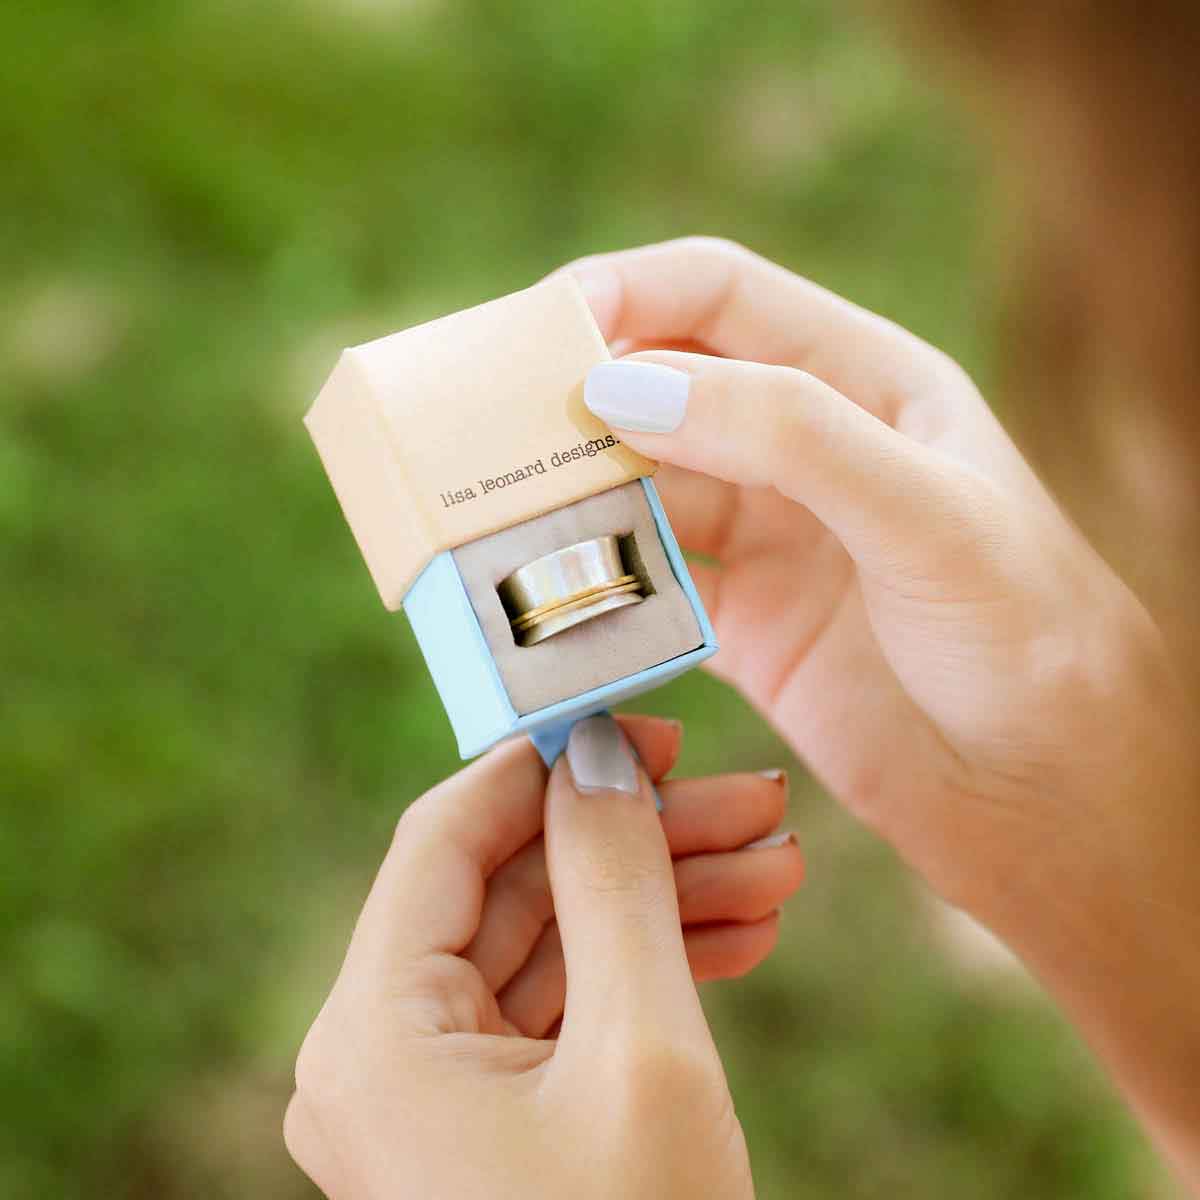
[439,434,623,508]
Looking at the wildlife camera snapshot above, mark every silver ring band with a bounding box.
[498,535,644,645]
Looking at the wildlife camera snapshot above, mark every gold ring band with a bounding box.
[510,574,638,631]
[513,579,642,633]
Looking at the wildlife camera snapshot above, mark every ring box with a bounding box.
[304,275,717,759]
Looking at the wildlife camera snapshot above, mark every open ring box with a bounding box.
[304,276,717,763]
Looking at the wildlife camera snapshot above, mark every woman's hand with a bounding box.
[285,713,802,1199]
[561,238,1200,1186]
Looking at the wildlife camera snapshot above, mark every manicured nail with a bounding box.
[584,361,689,433]
[566,714,639,795]
[744,831,798,851]
[757,768,787,784]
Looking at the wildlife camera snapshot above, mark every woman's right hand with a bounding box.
[559,238,1200,1187]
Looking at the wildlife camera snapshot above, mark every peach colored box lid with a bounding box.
[304,275,655,609]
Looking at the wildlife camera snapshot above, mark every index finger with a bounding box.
[557,237,939,417]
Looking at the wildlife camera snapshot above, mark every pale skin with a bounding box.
[287,238,1200,1197]
[285,715,801,1199]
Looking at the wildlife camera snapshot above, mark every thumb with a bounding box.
[584,351,997,582]
[544,714,711,1058]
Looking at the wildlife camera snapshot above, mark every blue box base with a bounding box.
[404,477,717,758]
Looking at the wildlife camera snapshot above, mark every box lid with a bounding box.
[304,275,655,609]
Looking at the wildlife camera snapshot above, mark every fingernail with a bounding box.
[566,714,639,795]
[757,768,787,784]
[584,361,689,433]
[744,831,798,851]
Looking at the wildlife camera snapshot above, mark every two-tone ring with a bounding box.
[498,535,644,646]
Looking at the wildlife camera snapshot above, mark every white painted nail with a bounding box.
[757,768,787,783]
[743,831,798,851]
[584,361,689,433]
[566,714,639,795]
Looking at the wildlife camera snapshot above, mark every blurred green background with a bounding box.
[0,1,1168,1196]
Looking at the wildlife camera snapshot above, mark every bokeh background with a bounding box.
[1,1,1175,1197]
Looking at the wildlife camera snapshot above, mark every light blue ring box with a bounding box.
[403,476,717,762]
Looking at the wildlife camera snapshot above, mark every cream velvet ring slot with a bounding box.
[498,535,644,646]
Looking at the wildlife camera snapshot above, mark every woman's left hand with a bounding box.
[284,713,803,1199]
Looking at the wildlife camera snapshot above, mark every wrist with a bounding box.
[972,607,1200,955]
[996,670,1200,958]
[1007,831,1200,1192]
[978,697,1200,1189]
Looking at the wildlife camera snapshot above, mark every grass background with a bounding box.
[0,1,1168,1195]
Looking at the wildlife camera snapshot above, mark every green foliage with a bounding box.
[0,1,1160,1195]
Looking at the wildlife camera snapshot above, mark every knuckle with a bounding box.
[1034,597,1163,720]
[281,1094,309,1163]
[394,791,433,839]
[292,1018,336,1098]
[705,362,813,488]
[760,365,823,437]
[390,804,422,852]
[292,1035,321,1097]
[405,952,498,1035]
[922,348,984,415]
[618,1039,721,1117]
[930,347,974,390]
[839,757,890,827]
[390,788,448,856]
[676,234,753,263]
